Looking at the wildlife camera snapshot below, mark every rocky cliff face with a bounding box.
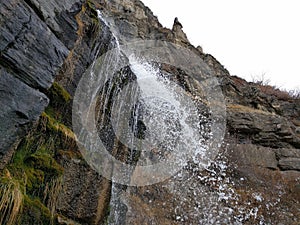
[0,0,299,224]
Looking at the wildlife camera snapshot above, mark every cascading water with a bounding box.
[72,9,276,225]
[94,8,225,225]
[96,10,120,51]
[94,10,211,224]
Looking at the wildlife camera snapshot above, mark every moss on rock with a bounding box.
[0,108,78,224]
[21,196,52,225]
[48,82,71,105]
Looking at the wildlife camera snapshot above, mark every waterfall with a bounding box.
[93,9,215,224]
[78,8,253,225]
[126,56,207,165]
[96,10,120,51]
[94,10,200,224]
[70,8,279,225]
[95,10,209,170]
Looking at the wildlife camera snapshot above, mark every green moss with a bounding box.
[0,170,55,225]
[41,112,75,141]
[26,153,63,178]
[13,146,62,187]
[10,142,31,167]
[48,82,71,104]
[0,172,53,225]
[1,78,79,224]
[45,82,72,126]
[2,110,70,223]
[8,150,43,193]
[44,106,58,121]
[21,196,52,225]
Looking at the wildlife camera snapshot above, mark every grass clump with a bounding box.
[26,153,63,178]
[41,112,75,141]
[0,108,75,224]
[6,112,67,196]
[47,82,71,105]
[0,170,24,225]
[227,104,272,115]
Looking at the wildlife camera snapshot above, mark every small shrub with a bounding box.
[251,74,300,100]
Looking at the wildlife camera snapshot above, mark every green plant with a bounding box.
[0,107,77,223]
[21,196,52,225]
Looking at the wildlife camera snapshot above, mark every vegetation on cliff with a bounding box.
[0,82,74,224]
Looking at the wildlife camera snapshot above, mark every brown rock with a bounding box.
[172,17,189,43]
[278,158,300,171]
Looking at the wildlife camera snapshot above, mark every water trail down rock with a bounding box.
[96,10,120,51]
[126,56,207,165]
[95,10,208,224]
[95,9,228,225]
[91,9,279,225]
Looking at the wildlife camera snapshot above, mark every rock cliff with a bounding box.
[0,0,299,224]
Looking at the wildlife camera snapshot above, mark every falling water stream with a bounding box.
[95,10,211,224]
[74,9,283,225]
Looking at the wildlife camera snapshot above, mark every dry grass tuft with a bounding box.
[251,74,300,100]
[258,85,292,100]
[227,104,272,115]
[0,170,23,225]
[43,177,63,219]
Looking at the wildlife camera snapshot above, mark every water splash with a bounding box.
[69,8,287,224]
[125,56,208,165]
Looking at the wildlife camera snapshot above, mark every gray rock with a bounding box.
[172,17,189,43]
[0,0,69,90]
[116,19,139,39]
[227,105,300,148]
[0,66,48,168]
[57,157,111,224]
[25,0,83,49]
[275,148,300,159]
[0,0,69,167]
